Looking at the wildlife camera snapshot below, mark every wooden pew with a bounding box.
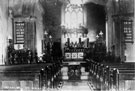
[103,63,135,91]
[86,59,135,91]
[0,63,61,90]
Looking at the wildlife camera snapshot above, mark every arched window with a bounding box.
[71,11,77,28]
[65,4,83,29]
[77,9,83,26]
[65,11,71,28]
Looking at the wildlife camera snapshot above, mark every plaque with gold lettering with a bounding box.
[123,20,133,43]
[14,22,25,44]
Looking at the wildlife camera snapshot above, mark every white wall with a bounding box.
[125,0,135,62]
[0,0,9,65]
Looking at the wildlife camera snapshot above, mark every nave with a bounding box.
[0,0,134,91]
[0,58,134,91]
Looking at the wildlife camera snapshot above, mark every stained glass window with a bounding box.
[65,4,83,29]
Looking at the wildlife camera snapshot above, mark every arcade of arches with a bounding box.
[0,0,134,91]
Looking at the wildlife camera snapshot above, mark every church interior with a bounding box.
[0,0,134,91]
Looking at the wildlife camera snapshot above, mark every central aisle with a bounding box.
[61,81,91,91]
[58,63,93,91]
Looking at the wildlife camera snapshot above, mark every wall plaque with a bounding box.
[123,20,133,43]
[14,22,25,44]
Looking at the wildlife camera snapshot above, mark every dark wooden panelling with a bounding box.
[24,21,36,53]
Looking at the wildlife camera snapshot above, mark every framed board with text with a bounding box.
[13,22,25,50]
[122,20,133,43]
[14,22,25,44]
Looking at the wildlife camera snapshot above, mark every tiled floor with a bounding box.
[59,65,92,91]
[61,81,91,91]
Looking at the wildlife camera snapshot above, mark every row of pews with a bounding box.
[39,63,62,89]
[86,59,135,91]
[0,63,62,90]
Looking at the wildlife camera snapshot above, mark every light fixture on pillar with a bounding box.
[44,31,48,35]
[49,35,52,43]
[49,35,52,39]
[44,30,48,42]
[99,31,103,36]
[96,31,104,43]
[8,35,12,45]
[8,35,12,40]
[96,35,99,39]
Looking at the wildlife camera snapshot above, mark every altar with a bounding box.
[65,49,84,61]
